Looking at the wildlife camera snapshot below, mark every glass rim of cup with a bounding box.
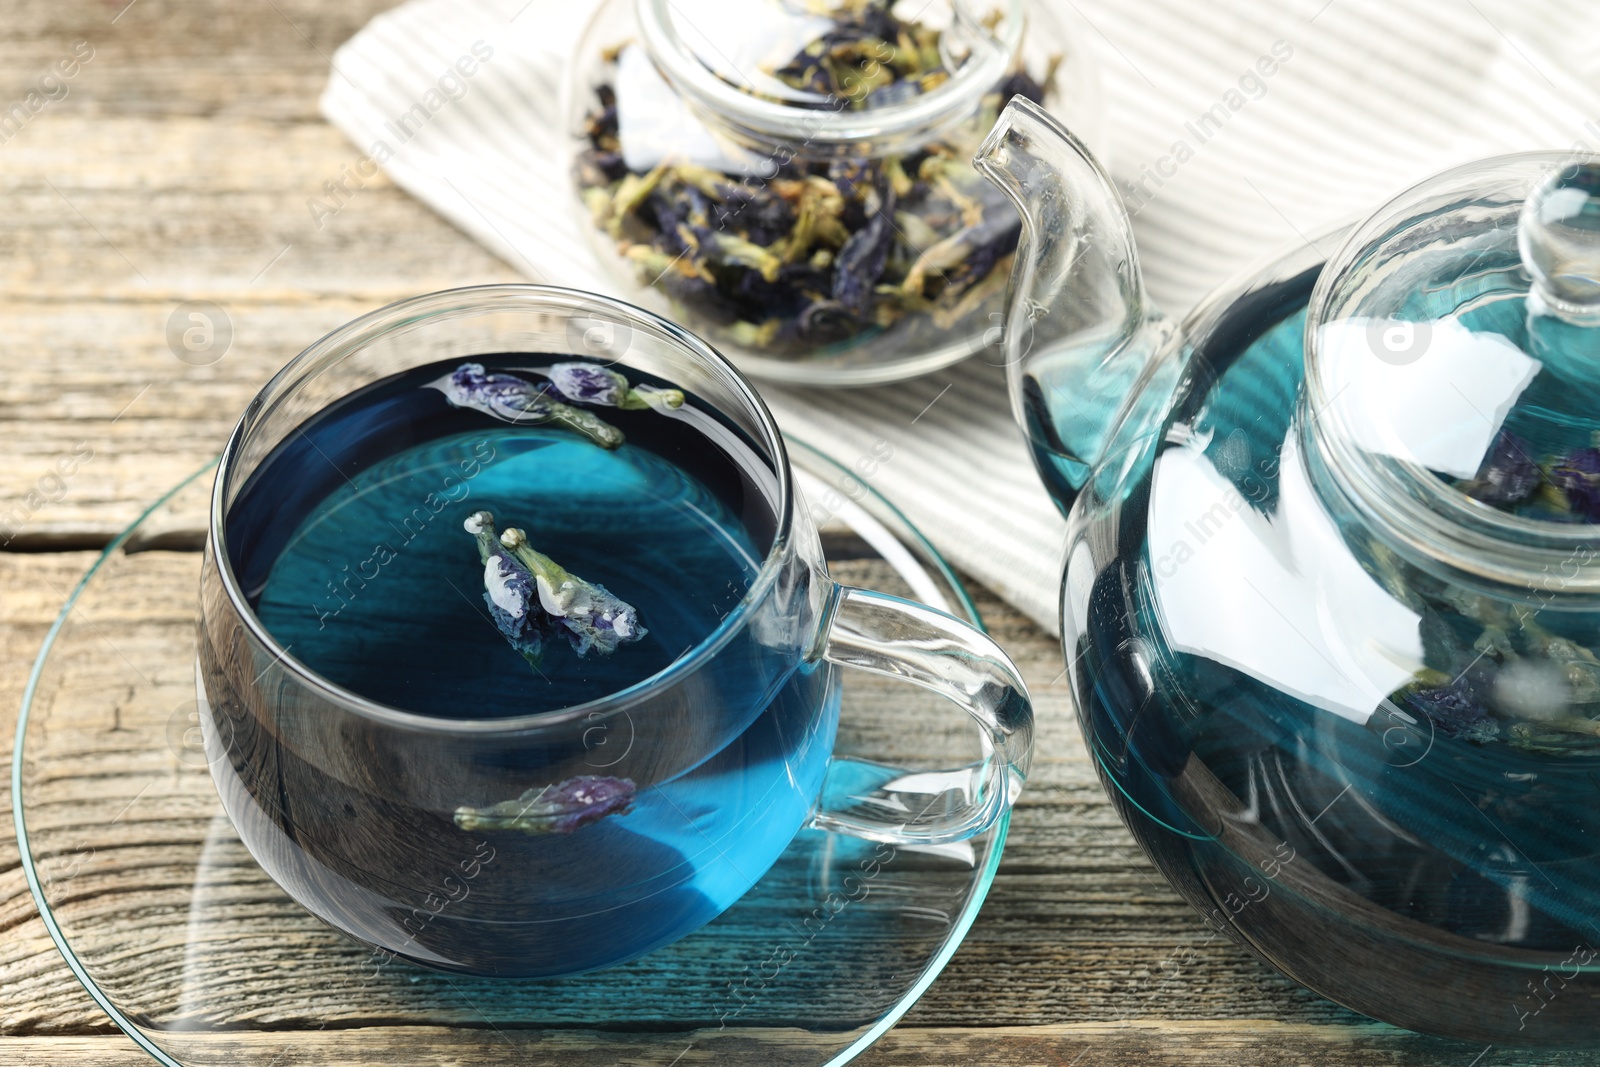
[207,283,801,735]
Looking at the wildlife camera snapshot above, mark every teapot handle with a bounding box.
[975,96,1181,517]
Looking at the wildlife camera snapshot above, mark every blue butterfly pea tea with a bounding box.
[196,288,1035,984]
[241,358,739,715]
[210,355,836,975]
[974,99,1600,1039]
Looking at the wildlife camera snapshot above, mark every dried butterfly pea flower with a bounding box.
[797,300,858,343]
[434,363,625,449]
[573,1,1060,358]
[828,158,874,191]
[693,228,786,281]
[546,361,685,411]
[730,319,785,348]
[711,184,795,246]
[1548,447,1600,521]
[832,182,896,316]
[630,384,686,412]
[548,361,629,406]
[995,56,1064,108]
[606,164,671,238]
[1397,676,1498,742]
[624,246,743,323]
[574,147,627,189]
[952,218,1023,288]
[737,262,834,321]
[465,511,648,671]
[1508,720,1600,755]
[1457,429,1541,507]
[930,254,1014,330]
[865,79,925,109]
[778,177,850,264]
[639,183,695,229]
[499,526,647,657]
[899,207,1021,300]
[454,775,636,835]
[997,69,1047,106]
[465,511,552,671]
[772,1,938,108]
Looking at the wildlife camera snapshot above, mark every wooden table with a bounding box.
[0,2,1576,1064]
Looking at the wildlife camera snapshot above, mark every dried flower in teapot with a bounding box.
[1452,429,1600,523]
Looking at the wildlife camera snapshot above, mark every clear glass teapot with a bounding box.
[977,96,1600,1044]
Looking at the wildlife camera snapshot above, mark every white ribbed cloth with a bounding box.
[320,0,1600,633]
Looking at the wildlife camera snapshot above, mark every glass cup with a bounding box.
[195,284,1033,978]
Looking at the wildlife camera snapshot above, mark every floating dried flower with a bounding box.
[433,363,624,449]
[546,361,685,411]
[1396,675,1498,743]
[454,775,636,835]
[465,511,646,667]
[547,361,627,405]
[1507,719,1600,755]
[498,526,646,656]
[465,511,551,671]
[631,383,686,412]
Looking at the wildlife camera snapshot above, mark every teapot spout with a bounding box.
[975,98,1178,514]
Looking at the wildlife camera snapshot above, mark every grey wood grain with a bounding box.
[0,1023,1556,1067]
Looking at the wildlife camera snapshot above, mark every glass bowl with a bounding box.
[563,0,1101,386]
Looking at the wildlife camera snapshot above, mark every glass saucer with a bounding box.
[11,436,1003,1067]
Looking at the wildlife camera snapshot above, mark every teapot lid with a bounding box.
[636,0,1024,154]
[1306,154,1600,568]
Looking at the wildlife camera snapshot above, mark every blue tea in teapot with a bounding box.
[979,97,1600,1044]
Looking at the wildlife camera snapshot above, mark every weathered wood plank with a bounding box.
[0,0,397,121]
[0,0,538,547]
[0,551,111,1033]
[0,1022,1513,1067]
[0,113,518,545]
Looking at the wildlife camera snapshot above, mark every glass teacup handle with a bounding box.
[809,586,1034,846]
